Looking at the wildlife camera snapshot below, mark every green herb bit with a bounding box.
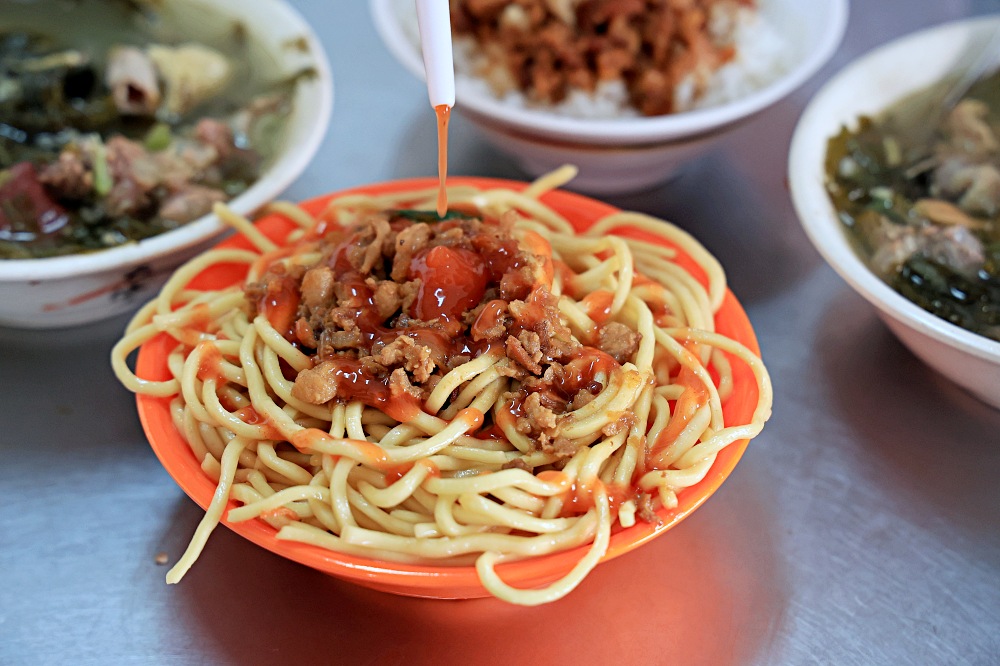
[91,141,112,197]
[144,122,173,152]
[390,208,473,223]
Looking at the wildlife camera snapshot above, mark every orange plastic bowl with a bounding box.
[135,177,761,599]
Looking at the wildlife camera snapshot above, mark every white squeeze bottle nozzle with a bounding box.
[414,0,456,109]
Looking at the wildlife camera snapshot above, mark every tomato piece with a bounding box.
[409,245,489,322]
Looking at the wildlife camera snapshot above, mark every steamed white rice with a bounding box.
[397,0,793,119]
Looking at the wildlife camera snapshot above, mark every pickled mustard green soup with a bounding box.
[0,0,297,259]
[825,69,1000,342]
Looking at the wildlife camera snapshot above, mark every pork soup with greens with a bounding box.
[825,69,1000,342]
[0,0,296,259]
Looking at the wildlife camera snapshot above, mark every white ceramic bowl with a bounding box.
[371,0,847,194]
[0,0,332,328]
[789,15,1000,409]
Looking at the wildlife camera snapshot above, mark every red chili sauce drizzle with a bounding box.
[581,289,614,325]
[233,406,283,441]
[289,429,391,468]
[197,340,283,439]
[197,344,279,436]
[196,344,225,384]
[435,104,450,218]
[249,212,548,424]
[314,357,421,423]
[558,478,637,518]
[256,273,301,340]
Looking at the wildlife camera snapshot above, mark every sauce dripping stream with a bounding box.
[435,103,450,218]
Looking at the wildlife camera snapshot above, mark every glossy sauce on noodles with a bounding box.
[321,358,422,423]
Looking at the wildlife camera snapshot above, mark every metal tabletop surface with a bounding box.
[2,1,998,664]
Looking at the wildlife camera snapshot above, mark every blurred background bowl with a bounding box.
[371,0,847,194]
[789,14,1000,409]
[0,0,332,329]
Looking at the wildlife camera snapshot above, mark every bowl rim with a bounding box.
[0,0,333,282]
[788,14,1000,365]
[370,0,849,145]
[134,176,763,595]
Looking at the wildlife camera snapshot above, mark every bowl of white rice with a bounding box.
[371,0,848,194]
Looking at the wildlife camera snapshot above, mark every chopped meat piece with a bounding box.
[301,266,336,310]
[291,361,339,405]
[636,492,660,524]
[469,299,509,340]
[434,226,466,246]
[360,356,389,375]
[447,354,471,369]
[506,334,543,375]
[602,412,635,436]
[933,159,1000,216]
[103,136,158,217]
[540,434,579,458]
[920,225,985,277]
[325,329,365,350]
[294,318,318,349]
[507,286,581,361]
[634,69,673,119]
[870,219,985,279]
[194,119,237,161]
[373,336,437,382]
[501,457,533,472]
[942,99,999,158]
[534,313,580,360]
[104,177,151,218]
[159,184,226,223]
[391,222,432,281]
[597,321,641,363]
[38,148,92,200]
[105,136,155,186]
[462,0,510,20]
[319,314,365,351]
[499,265,536,301]
[389,368,423,400]
[519,330,542,359]
[371,280,402,320]
[495,358,529,380]
[399,280,421,316]
[172,139,219,175]
[958,165,1000,217]
[369,278,411,321]
[523,391,557,430]
[568,389,596,411]
[359,216,392,275]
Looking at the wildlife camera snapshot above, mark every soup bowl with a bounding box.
[789,15,1000,409]
[0,0,332,328]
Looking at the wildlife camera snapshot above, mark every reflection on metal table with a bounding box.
[1,1,997,664]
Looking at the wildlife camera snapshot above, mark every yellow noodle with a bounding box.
[113,173,772,607]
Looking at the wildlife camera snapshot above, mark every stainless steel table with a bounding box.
[2,1,998,664]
